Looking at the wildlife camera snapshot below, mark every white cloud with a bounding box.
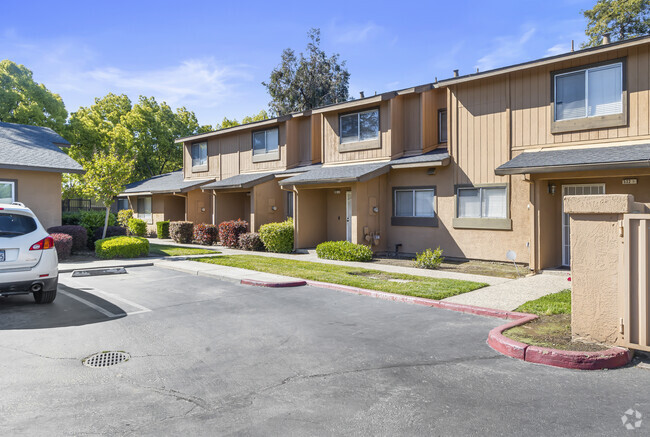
[545,43,571,57]
[476,27,536,71]
[332,22,383,44]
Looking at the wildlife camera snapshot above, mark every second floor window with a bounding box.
[457,186,507,219]
[253,128,279,155]
[340,109,379,143]
[438,109,447,143]
[191,142,207,168]
[554,62,623,121]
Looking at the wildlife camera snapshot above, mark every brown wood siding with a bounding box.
[402,94,421,154]
[322,100,392,164]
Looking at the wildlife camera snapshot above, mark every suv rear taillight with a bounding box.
[30,236,54,251]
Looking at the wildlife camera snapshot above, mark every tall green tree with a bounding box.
[214,109,269,130]
[263,28,350,116]
[582,0,650,47]
[0,60,67,132]
[80,147,134,239]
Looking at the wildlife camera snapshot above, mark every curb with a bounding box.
[240,279,307,288]
[487,314,632,370]
[59,262,154,273]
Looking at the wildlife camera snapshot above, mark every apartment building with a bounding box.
[121,35,650,270]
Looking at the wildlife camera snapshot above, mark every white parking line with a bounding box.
[59,277,152,316]
[58,290,121,318]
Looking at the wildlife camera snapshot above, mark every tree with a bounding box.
[582,0,650,47]
[262,28,350,116]
[80,147,134,240]
[0,60,67,132]
[214,110,269,130]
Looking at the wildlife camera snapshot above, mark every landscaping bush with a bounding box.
[62,212,81,226]
[193,223,218,246]
[415,247,444,269]
[50,233,72,261]
[218,219,248,248]
[117,209,134,228]
[169,221,194,244]
[316,241,373,262]
[95,236,149,259]
[259,218,294,253]
[156,221,170,239]
[47,225,87,253]
[80,210,117,233]
[238,232,265,251]
[127,218,147,237]
[93,225,127,241]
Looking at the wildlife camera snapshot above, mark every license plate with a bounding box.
[0,250,4,262]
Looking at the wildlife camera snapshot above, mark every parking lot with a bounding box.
[0,265,649,435]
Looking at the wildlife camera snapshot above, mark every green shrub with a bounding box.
[415,247,444,269]
[62,212,81,226]
[156,221,170,239]
[95,236,149,259]
[316,241,372,262]
[127,218,147,237]
[238,232,265,251]
[80,210,117,232]
[170,221,194,244]
[117,209,134,228]
[259,218,294,253]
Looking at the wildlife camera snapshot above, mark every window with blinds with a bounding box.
[457,186,507,219]
[554,62,623,122]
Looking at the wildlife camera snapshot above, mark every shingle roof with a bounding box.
[200,172,276,190]
[495,144,650,175]
[279,149,450,186]
[120,171,212,195]
[0,121,83,173]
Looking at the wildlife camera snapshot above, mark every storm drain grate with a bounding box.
[83,351,130,368]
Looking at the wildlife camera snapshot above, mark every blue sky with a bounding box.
[1,0,593,126]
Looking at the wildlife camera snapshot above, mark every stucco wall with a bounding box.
[252,180,285,231]
[215,192,248,225]
[295,188,327,248]
[187,189,212,225]
[1,169,62,229]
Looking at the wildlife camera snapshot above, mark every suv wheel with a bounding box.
[34,289,57,304]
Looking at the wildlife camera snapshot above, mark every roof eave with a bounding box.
[391,157,451,169]
[495,160,650,175]
[0,163,85,174]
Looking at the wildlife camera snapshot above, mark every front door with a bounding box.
[345,191,352,242]
[561,183,605,266]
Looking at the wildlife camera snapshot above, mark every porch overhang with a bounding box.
[278,162,390,187]
[495,144,650,175]
[120,171,212,197]
[201,172,275,191]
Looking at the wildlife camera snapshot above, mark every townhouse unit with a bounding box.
[120,35,650,271]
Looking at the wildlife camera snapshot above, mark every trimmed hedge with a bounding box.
[95,236,149,259]
[259,218,294,253]
[51,233,73,261]
[238,232,265,251]
[316,241,373,262]
[170,221,194,244]
[117,209,134,228]
[94,225,127,241]
[128,218,147,237]
[218,219,248,248]
[156,221,170,239]
[47,225,87,252]
[193,223,218,246]
[62,212,81,226]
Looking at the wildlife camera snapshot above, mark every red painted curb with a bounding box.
[525,345,632,370]
[240,279,307,288]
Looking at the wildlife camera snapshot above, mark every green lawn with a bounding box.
[196,255,487,300]
[150,243,219,257]
[515,289,571,315]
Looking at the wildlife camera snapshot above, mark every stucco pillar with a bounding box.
[564,194,640,344]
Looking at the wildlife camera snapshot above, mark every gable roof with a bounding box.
[0,121,83,173]
[120,170,212,195]
[495,143,650,175]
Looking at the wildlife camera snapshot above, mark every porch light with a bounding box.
[333,189,341,194]
[271,206,278,211]
[372,206,379,213]
[548,183,557,195]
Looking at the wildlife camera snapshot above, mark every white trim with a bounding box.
[0,180,16,203]
[561,183,606,266]
[345,191,352,242]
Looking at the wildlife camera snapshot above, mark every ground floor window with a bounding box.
[0,181,16,204]
[137,196,152,224]
[457,186,507,219]
[117,198,129,211]
[391,186,437,227]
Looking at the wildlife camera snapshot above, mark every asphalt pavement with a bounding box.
[0,266,648,436]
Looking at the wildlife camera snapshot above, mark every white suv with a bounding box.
[0,203,58,303]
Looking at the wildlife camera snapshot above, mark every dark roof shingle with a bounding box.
[121,171,211,194]
[0,121,83,173]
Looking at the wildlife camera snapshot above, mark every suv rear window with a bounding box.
[0,213,37,237]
